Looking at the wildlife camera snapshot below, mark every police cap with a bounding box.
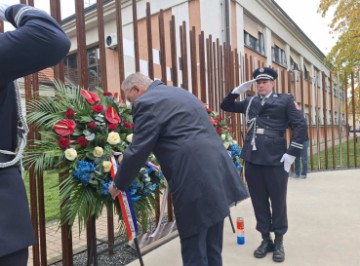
[252,67,278,81]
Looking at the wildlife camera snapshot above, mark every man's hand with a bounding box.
[280,153,296,173]
[0,4,10,21]
[231,79,256,94]
[109,183,121,200]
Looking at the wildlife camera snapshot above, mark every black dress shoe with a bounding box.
[273,237,285,262]
[253,238,274,258]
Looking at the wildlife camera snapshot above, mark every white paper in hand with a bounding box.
[232,79,256,94]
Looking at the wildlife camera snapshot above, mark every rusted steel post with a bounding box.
[115,0,125,99]
[75,0,89,90]
[190,26,198,97]
[322,73,328,169]
[146,3,154,79]
[158,10,167,83]
[350,72,357,167]
[96,0,108,91]
[132,0,140,72]
[179,22,188,90]
[199,31,206,103]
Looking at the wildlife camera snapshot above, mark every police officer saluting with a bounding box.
[221,67,307,262]
[0,4,70,265]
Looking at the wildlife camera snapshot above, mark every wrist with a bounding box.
[113,182,120,191]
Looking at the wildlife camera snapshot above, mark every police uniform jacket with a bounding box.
[0,4,70,256]
[114,80,249,238]
[221,92,307,166]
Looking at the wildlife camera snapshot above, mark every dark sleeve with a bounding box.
[0,4,71,85]
[220,92,246,113]
[114,102,161,191]
[286,95,308,156]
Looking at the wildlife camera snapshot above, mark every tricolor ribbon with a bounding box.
[110,155,138,241]
[145,161,169,238]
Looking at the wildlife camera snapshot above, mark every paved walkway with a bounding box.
[28,169,360,265]
[127,169,360,266]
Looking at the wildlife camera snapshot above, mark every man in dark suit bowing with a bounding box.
[221,67,307,263]
[0,4,70,265]
[109,72,249,266]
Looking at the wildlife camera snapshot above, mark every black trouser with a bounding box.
[245,162,288,235]
[180,219,224,266]
[0,248,28,266]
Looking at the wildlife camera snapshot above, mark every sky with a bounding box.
[2,0,337,55]
[274,0,337,55]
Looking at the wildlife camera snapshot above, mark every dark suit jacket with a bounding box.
[0,4,70,256]
[221,92,307,166]
[115,80,249,238]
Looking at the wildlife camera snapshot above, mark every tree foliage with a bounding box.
[318,0,360,72]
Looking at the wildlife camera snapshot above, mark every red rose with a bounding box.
[216,115,223,120]
[206,107,212,114]
[88,121,96,129]
[210,118,218,126]
[227,127,233,133]
[114,92,119,99]
[108,123,118,131]
[123,121,134,129]
[58,137,70,149]
[80,90,100,105]
[65,108,75,119]
[92,104,104,113]
[216,127,222,134]
[105,106,121,124]
[54,120,76,136]
[103,92,113,96]
[77,136,88,148]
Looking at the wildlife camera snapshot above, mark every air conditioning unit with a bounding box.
[105,33,118,49]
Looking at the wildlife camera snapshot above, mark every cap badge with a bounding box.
[259,68,264,73]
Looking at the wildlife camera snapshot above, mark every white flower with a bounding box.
[107,132,121,145]
[126,133,133,143]
[102,161,112,172]
[233,140,238,145]
[93,146,104,157]
[221,134,226,140]
[64,148,77,161]
[223,142,230,149]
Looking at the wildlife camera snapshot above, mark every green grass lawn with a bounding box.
[24,171,60,222]
[309,139,360,170]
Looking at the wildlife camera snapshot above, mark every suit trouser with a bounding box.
[245,162,288,235]
[180,219,224,266]
[0,248,28,266]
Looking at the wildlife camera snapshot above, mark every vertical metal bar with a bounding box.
[170,15,178,87]
[115,0,125,99]
[0,20,3,32]
[146,3,154,79]
[190,26,198,97]
[180,22,188,90]
[281,69,286,94]
[344,73,350,167]
[132,0,140,72]
[75,0,88,89]
[106,204,114,255]
[329,72,336,168]
[51,0,65,82]
[96,0,108,91]
[206,37,212,108]
[219,45,224,116]
[350,72,357,167]
[308,72,314,170]
[322,73,328,169]
[212,41,218,112]
[199,31,206,103]
[159,10,167,83]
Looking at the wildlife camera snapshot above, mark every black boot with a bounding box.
[273,234,285,262]
[254,233,274,258]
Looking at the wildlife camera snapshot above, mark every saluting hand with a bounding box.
[280,153,296,173]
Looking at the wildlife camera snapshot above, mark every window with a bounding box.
[244,31,265,55]
[303,64,308,80]
[272,45,286,66]
[64,46,102,89]
[290,57,299,71]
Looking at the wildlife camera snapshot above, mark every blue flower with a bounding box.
[72,160,96,184]
[100,180,112,195]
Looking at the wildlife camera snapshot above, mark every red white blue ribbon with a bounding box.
[110,155,138,241]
